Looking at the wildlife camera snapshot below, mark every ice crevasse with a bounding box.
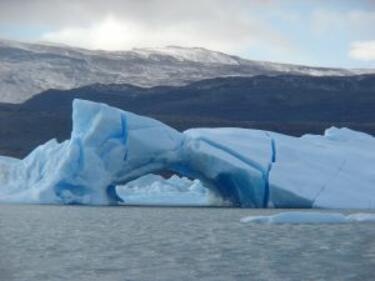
[0,99,374,208]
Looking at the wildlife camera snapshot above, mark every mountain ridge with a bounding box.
[1,38,374,103]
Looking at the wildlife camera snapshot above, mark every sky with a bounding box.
[0,0,374,68]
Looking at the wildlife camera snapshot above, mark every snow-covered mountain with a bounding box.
[0,38,374,103]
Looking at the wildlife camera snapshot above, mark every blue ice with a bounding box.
[0,99,374,208]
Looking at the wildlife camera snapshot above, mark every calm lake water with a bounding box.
[0,204,374,281]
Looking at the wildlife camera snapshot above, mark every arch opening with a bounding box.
[106,166,257,207]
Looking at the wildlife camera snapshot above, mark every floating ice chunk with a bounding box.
[346,213,375,223]
[241,212,347,224]
[116,174,223,206]
[241,212,375,224]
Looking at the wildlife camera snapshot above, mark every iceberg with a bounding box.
[240,212,375,224]
[0,99,374,208]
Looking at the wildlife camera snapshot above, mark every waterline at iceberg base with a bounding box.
[0,99,374,208]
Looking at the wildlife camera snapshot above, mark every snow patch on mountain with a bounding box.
[0,39,374,103]
[132,46,241,65]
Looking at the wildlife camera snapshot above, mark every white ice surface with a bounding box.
[269,128,375,208]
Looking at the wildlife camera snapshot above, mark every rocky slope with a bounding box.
[1,38,374,103]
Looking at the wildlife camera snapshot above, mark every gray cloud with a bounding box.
[0,0,293,54]
[0,0,373,67]
[0,0,267,27]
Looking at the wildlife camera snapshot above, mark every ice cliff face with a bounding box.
[1,38,374,103]
[0,99,374,208]
[0,99,184,204]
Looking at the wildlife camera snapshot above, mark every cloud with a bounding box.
[0,0,294,54]
[41,14,291,53]
[42,17,139,51]
[349,41,375,61]
[0,0,374,67]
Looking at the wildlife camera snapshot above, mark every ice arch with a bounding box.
[86,98,275,207]
[1,99,375,208]
[0,100,272,206]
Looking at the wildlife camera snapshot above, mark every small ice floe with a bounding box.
[346,213,375,223]
[240,211,375,224]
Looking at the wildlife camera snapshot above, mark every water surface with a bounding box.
[0,205,374,281]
